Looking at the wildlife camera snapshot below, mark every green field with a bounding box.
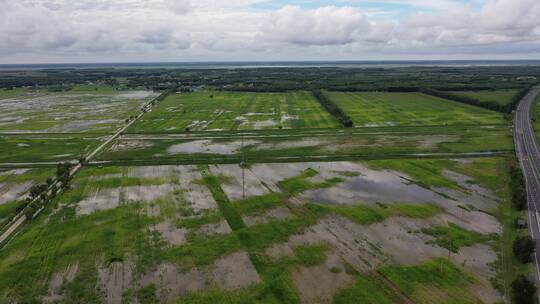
[325,92,504,127]
[0,134,103,164]
[449,90,519,106]
[0,157,512,303]
[0,87,158,133]
[380,258,481,304]
[97,126,513,164]
[128,91,340,132]
[0,79,526,304]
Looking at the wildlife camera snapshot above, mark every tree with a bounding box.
[56,162,72,178]
[509,164,527,211]
[513,236,535,263]
[512,275,536,304]
[56,162,73,185]
[24,207,36,220]
[28,183,47,200]
[513,187,527,210]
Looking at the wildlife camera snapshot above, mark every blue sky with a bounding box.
[0,0,538,64]
[252,0,484,17]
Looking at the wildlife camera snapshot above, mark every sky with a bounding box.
[0,0,539,64]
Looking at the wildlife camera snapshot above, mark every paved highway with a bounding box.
[514,85,540,297]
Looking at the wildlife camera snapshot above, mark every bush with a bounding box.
[512,275,536,304]
[513,236,535,263]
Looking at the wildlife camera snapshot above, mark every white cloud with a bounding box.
[260,6,368,46]
[0,0,539,63]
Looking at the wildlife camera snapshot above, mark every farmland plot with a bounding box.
[448,89,519,106]
[325,92,504,127]
[0,134,103,164]
[98,126,513,164]
[128,91,339,132]
[0,158,507,303]
[0,87,158,133]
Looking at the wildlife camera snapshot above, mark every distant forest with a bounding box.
[1,65,538,114]
[0,65,538,92]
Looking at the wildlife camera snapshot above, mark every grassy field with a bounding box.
[97,126,513,165]
[0,82,522,304]
[0,134,103,164]
[128,91,340,132]
[0,86,158,133]
[448,90,519,106]
[0,157,513,303]
[380,258,481,304]
[324,91,504,127]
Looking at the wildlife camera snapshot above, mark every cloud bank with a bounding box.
[0,0,539,63]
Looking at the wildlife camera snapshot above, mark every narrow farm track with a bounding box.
[0,91,170,248]
[513,85,540,297]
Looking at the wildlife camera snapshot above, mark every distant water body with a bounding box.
[1,60,540,70]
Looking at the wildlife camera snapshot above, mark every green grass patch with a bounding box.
[136,284,159,304]
[278,168,344,194]
[231,192,284,214]
[0,200,23,227]
[88,176,168,188]
[0,168,55,183]
[379,258,480,304]
[293,244,328,266]
[175,212,223,229]
[421,223,495,253]
[306,202,442,225]
[198,175,246,230]
[58,264,101,303]
[165,233,243,268]
[0,134,101,163]
[237,216,316,250]
[75,166,127,179]
[368,159,459,189]
[325,91,503,127]
[333,275,395,304]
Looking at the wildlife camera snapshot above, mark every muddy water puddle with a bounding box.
[167,139,259,155]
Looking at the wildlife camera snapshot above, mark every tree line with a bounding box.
[312,90,353,128]
[420,86,531,114]
[12,163,74,222]
[508,161,537,304]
